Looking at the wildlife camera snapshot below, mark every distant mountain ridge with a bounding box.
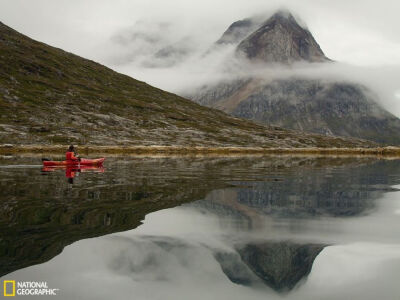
[190,11,400,145]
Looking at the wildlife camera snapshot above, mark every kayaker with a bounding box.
[66,145,80,162]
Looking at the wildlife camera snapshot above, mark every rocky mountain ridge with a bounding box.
[236,11,329,64]
[189,11,400,145]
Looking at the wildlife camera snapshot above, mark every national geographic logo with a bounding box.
[3,280,59,297]
[3,281,15,297]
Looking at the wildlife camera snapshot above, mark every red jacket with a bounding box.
[66,151,78,161]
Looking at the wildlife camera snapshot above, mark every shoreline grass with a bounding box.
[1,145,400,157]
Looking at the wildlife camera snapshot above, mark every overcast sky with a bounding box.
[1,0,400,113]
[2,0,400,65]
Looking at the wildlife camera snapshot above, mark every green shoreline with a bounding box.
[1,145,400,157]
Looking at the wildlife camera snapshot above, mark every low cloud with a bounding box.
[110,35,400,117]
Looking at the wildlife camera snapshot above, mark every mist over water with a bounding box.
[1,156,400,299]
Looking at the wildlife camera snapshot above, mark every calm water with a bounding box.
[1,155,400,299]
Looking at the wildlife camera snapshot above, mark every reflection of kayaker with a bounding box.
[66,145,80,163]
[42,166,105,173]
[66,167,78,179]
[66,167,78,184]
[41,165,105,184]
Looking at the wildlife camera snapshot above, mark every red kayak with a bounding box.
[43,158,105,167]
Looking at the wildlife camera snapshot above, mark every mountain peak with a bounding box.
[236,10,330,64]
[269,9,295,20]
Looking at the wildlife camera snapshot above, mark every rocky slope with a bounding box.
[195,78,400,145]
[190,11,400,145]
[0,21,373,148]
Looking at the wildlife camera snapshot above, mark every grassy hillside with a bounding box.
[0,21,373,148]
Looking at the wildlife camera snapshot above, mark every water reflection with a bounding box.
[1,156,400,299]
[219,241,326,292]
[42,165,105,184]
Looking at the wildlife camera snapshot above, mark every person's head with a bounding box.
[68,145,75,152]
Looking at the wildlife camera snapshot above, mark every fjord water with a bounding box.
[1,156,400,299]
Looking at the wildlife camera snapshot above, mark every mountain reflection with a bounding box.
[0,155,400,284]
[228,242,326,291]
[192,158,400,232]
[106,235,325,292]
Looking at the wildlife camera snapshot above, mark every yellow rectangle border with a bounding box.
[3,280,15,297]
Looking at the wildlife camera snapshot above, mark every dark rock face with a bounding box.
[230,79,400,145]
[236,11,329,63]
[192,78,400,145]
[236,242,326,292]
